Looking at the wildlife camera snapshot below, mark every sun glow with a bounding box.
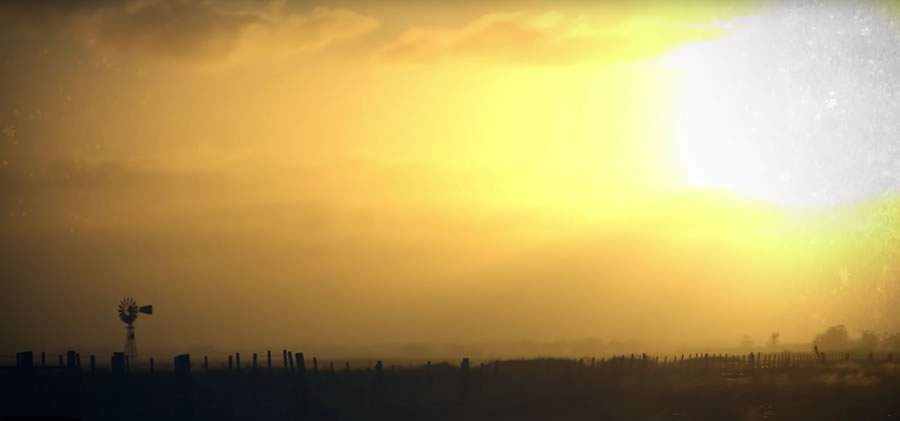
[669,50,784,204]
[664,3,900,209]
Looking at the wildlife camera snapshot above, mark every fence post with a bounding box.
[373,360,385,405]
[295,353,309,418]
[89,355,96,374]
[296,352,306,377]
[14,351,35,415]
[267,350,272,370]
[174,354,193,418]
[112,353,126,376]
[65,356,85,420]
[150,357,155,374]
[175,354,191,374]
[425,361,433,391]
[66,351,76,370]
[236,352,241,371]
[228,355,233,371]
[749,352,757,382]
[459,357,471,401]
[252,353,258,371]
[16,351,33,372]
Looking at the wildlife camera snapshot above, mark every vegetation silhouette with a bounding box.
[3,341,900,420]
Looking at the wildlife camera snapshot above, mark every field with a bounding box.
[2,352,898,420]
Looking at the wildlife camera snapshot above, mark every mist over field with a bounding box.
[2,0,900,359]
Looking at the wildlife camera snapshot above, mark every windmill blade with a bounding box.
[118,297,139,324]
[139,305,153,315]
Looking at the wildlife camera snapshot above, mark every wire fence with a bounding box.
[3,348,896,373]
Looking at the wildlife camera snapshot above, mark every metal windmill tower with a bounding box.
[118,297,153,360]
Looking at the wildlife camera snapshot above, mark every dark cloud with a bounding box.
[73,0,264,62]
[0,0,109,19]
[0,0,380,63]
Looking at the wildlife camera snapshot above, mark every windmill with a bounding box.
[118,297,153,360]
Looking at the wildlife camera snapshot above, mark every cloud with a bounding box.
[2,0,380,63]
[380,11,723,64]
[73,0,262,62]
[234,5,380,60]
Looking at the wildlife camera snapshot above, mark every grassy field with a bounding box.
[2,354,898,420]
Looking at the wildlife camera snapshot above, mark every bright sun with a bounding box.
[663,2,900,209]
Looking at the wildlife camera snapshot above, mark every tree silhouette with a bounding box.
[814,325,850,351]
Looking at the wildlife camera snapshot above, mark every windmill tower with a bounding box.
[118,297,153,361]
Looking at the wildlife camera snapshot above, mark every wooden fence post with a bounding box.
[111,353,126,376]
[296,352,306,376]
[16,351,33,372]
[295,352,309,418]
[174,354,193,418]
[66,351,76,370]
[459,357,471,401]
[14,351,35,415]
[373,360,385,405]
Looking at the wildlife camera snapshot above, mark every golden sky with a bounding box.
[2,0,900,356]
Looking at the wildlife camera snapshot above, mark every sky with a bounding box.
[2,0,900,358]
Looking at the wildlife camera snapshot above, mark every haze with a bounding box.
[2,0,900,358]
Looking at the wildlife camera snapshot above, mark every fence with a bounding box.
[2,349,897,420]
